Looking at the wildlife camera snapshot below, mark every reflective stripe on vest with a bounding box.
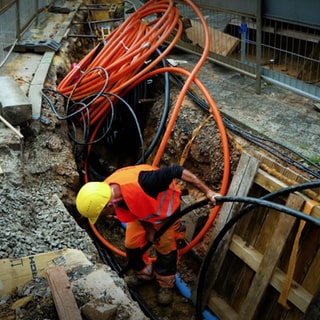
[143,187,177,223]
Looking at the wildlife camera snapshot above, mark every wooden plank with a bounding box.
[46,266,82,320]
[255,169,320,219]
[302,239,320,294]
[198,153,259,309]
[255,168,287,193]
[208,291,238,320]
[0,248,92,296]
[238,193,304,319]
[229,234,313,312]
[185,19,240,56]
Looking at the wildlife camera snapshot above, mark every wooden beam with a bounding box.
[255,169,320,219]
[237,193,304,319]
[229,235,313,312]
[46,266,82,320]
[208,291,238,320]
[197,153,259,309]
[185,19,240,56]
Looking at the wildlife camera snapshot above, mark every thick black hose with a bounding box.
[136,48,171,164]
[195,191,320,320]
[215,196,320,226]
[239,180,320,216]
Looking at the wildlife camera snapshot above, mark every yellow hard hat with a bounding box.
[76,182,112,224]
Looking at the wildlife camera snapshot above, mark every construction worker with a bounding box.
[76,164,220,305]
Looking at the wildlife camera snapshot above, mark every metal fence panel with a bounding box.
[176,2,320,102]
[0,3,16,63]
[0,0,56,64]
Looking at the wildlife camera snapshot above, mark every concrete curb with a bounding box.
[29,1,82,118]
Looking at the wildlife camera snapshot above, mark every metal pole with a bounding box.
[255,0,262,94]
[16,0,21,39]
[240,16,246,63]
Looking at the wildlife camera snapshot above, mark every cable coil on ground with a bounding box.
[53,0,231,261]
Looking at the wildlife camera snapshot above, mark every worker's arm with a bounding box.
[181,168,221,205]
[140,165,220,204]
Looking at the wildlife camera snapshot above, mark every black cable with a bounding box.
[102,91,145,157]
[67,92,116,145]
[215,196,320,226]
[170,73,320,179]
[195,188,320,319]
[237,180,320,217]
[136,48,171,164]
[222,115,320,178]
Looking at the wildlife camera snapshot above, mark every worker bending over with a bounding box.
[76,164,220,305]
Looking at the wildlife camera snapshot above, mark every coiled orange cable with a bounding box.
[58,0,230,258]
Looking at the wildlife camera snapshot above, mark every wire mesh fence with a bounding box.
[1,1,319,100]
[0,0,56,64]
[177,2,320,100]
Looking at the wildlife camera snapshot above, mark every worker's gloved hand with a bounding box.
[146,227,156,243]
[140,221,157,243]
[206,191,221,206]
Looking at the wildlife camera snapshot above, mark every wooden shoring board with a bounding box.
[228,234,313,312]
[46,266,82,320]
[197,152,260,310]
[255,169,320,219]
[237,193,304,319]
[297,41,320,82]
[185,19,240,56]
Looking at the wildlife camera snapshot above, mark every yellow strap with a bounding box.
[179,115,213,166]
[278,200,318,308]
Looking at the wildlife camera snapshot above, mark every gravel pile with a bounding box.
[0,182,96,261]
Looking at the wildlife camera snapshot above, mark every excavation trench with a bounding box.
[44,2,241,318]
[1,2,243,319]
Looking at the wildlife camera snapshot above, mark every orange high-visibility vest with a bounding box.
[105,164,181,223]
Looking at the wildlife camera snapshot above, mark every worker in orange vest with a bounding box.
[76,164,220,305]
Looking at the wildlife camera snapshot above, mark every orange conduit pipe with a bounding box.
[59,0,230,258]
[87,65,230,257]
[57,0,182,105]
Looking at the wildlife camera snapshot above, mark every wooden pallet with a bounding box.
[185,19,240,57]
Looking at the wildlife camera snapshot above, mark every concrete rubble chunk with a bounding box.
[0,126,21,150]
[72,265,150,320]
[80,298,118,320]
[0,76,32,125]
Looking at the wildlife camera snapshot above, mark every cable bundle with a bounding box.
[57,0,182,128]
[54,0,232,259]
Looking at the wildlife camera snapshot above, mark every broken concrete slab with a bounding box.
[80,298,118,320]
[72,265,149,320]
[0,126,22,150]
[0,76,32,125]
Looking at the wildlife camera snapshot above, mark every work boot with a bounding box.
[124,263,153,288]
[157,287,173,305]
[124,274,150,288]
